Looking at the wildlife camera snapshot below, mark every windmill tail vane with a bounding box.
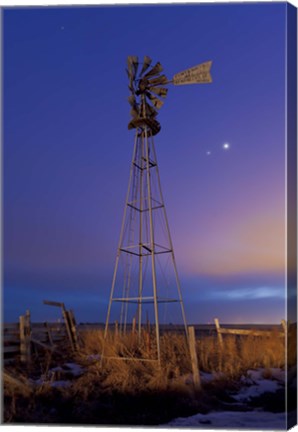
[127,55,213,135]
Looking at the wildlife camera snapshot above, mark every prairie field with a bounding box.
[3,325,296,426]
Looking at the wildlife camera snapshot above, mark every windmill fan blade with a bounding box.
[150,86,168,98]
[127,55,139,80]
[143,62,163,78]
[126,68,134,92]
[127,55,138,67]
[147,75,168,86]
[132,58,139,79]
[130,106,139,118]
[128,95,136,106]
[129,76,134,92]
[127,57,134,79]
[139,55,152,77]
[146,92,164,109]
[144,102,158,118]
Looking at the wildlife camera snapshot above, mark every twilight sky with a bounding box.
[3,3,287,323]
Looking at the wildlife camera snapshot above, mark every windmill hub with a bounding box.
[136,78,149,94]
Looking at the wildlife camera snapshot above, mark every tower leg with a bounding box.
[151,136,188,341]
[138,134,144,342]
[101,132,139,362]
[145,129,161,365]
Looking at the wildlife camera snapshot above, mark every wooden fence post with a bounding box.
[132,317,136,334]
[19,311,31,364]
[19,315,25,363]
[62,309,75,351]
[214,318,224,349]
[145,330,151,353]
[281,319,288,338]
[68,309,78,349]
[114,320,119,340]
[146,311,150,334]
[43,300,79,351]
[188,326,201,391]
[45,322,54,347]
[25,310,31,361]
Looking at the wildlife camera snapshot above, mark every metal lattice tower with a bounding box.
[102,56,212,365]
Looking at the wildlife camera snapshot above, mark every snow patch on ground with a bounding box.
[50,366,64,374]
[165,368,286,429]
[234,368,284,402]
[200,371,226,383]
[30,376,73,388]
[233,379,281,402]
[246,368,285,383]
[63,362,84,376]
[30,362,85,388]
[165,410,286,429]
[50,380,72,388]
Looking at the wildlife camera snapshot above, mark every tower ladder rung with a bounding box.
[112,296,181,304]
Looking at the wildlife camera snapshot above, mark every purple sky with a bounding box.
[3,3,288,323]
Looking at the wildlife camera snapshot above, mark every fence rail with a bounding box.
[214,317,286,349]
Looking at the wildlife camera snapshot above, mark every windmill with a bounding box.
[102,56,212,365]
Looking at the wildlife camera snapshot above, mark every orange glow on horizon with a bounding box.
[181,207,285,277]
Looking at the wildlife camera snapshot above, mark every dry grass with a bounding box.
[197,331,285,378]
[3,327,287,425]
[76,329,192,395]
[73,328,286,399]
[79,327,285,380]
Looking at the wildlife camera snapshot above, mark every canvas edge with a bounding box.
[286,2,298,430]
